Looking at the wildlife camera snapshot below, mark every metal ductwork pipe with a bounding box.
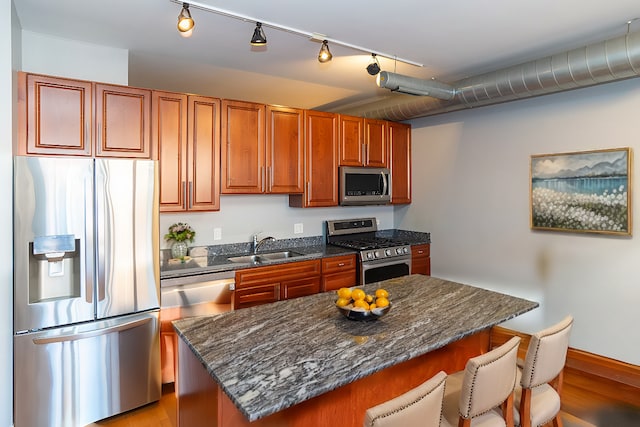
[376,71,456,100]
[340,29,640,121]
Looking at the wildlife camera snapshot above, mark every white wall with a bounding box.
[2,1,16,425]
[160,194,394,248]
[401,78,640,365]
[21,30,128,84]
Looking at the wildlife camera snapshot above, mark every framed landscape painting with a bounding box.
[530,148,632,235]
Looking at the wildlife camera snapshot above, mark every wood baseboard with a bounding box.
[491,326,640,419]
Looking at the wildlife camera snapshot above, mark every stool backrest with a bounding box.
[521,315,573,389]
[364,370,447,427]
[459,336,520,419]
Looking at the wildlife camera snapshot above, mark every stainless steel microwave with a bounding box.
[339,166,391,205]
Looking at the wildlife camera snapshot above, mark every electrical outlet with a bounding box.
[213,227,222,240]
[294,223,303,234]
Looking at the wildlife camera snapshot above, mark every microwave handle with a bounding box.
[381,171,388,196]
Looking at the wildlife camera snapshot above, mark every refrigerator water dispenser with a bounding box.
[29,234,81,303]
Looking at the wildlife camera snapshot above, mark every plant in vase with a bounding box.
[165,222,196,259]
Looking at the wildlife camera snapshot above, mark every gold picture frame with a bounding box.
[530,147,632,235]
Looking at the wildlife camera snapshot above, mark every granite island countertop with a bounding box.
[173,274,538,422]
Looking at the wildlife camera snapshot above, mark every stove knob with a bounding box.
[366,252,374,260]
[403,247,409,254]
[385,249,392,257]
[395,248,402,255]
[374,250,381,258]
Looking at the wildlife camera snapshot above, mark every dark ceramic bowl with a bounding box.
[336,303,391,320]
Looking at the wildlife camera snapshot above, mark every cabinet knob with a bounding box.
[338,263,345,267]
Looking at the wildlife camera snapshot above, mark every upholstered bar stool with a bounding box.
[514,316,574,427]
[363,370,450,427]
[442,336,521,427]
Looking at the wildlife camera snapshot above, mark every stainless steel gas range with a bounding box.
[326,218,411,285]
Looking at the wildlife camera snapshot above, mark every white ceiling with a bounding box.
[13,0,640,112]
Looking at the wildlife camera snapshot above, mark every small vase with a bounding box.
[171,241,189,259]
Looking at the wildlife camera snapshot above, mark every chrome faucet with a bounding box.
[253,234,275,254]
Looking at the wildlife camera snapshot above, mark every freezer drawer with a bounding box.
[14,311,161,427]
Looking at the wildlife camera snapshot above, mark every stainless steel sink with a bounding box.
[227,251,303,264]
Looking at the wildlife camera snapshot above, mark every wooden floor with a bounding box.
[83,383,640,427]
[85,384,177,427]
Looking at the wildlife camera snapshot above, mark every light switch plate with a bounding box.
[213,228,222,240]
[294,223,303,234]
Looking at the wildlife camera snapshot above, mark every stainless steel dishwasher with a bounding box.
[160,270,235,384]
[160,270,235,309]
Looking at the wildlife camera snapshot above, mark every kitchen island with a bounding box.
[173,275,538,426]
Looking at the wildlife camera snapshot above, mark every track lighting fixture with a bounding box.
[169,0,422,66]
[177,3,195,35]
[366,54,381,75]
[318,40,332,63]
[250,22,267,46]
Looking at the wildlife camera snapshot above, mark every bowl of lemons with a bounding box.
[335,287,391,320]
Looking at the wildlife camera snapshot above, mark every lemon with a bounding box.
[337,287,352,300]
[369,303,377,310]
[353,299,370,310]
[336,297,350,307]
[375,297,389,308]
[375,288,389,299]
[351,288,366,301]
[365,294,374,303]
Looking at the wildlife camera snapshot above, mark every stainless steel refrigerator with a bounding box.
[13,156,161,427]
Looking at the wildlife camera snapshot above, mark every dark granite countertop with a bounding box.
[173,274,537,422]
[160,230,431,280]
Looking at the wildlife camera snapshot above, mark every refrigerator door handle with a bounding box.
[32,316,152,345]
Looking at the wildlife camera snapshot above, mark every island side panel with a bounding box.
[177,338,220,426]
[180,330,490,427]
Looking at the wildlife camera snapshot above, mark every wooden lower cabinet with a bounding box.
[233,260,322,310]
[411,244,431,275]
[160,302,231,385]
[321,254,357,292]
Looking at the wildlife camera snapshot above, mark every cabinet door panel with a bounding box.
[338,115,363,166]
[282,277,321,300]
[411,244,430,275]
[155,91,188,212]
[233,284,280,310]
[95,84,152,158]
[266,106,304,193]
[21,73,92,156]
[322,272,357,292]
[298,110,338,207]
[389,122,412,204]
[364,119,387,167]
[189,96,221,211]
[221,100,265,193]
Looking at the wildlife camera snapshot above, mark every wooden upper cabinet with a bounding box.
[364,119,388,167]
[155,92,221,212]
[221,100,265,193]
[95,83,152,158]
[338,115,387,167]
[188,96,221,211]
[388,121,412,204]
[289,110,338,208]
[19,72,93,156]
[155,91,187,211]
[265,106,304,193]
[338,115,364,166]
